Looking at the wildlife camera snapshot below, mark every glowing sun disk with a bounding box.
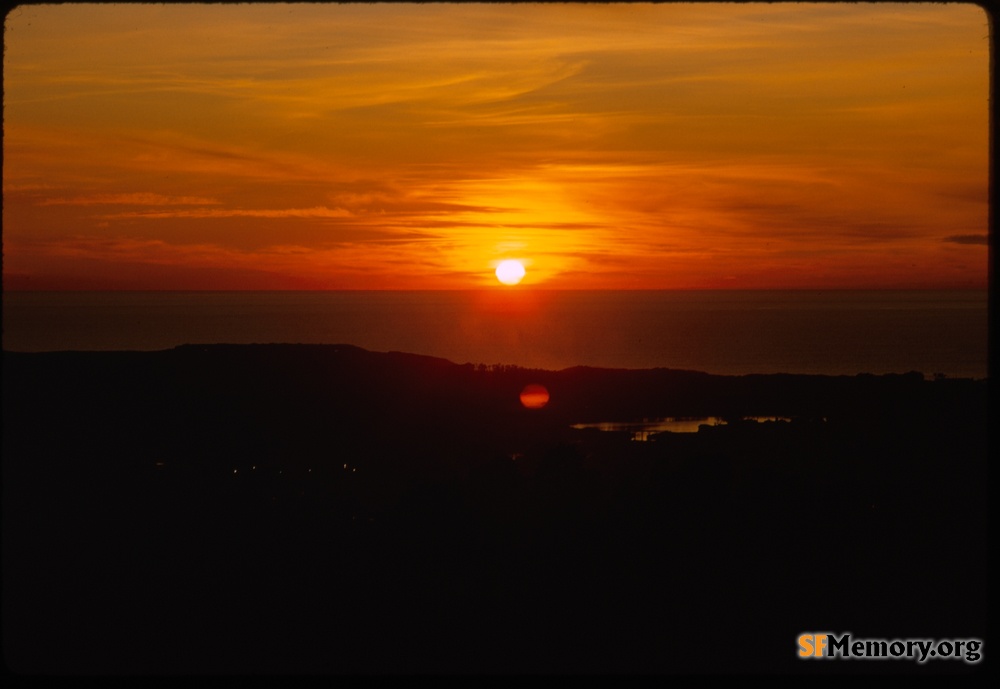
[496,260,526,285]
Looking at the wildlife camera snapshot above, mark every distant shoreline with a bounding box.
[2,341,990,383]
[1,290,987,378]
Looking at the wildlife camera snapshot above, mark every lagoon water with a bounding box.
[571,416,793,439]
[1,290,988,378]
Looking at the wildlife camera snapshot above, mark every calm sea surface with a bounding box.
[1,290,988,378]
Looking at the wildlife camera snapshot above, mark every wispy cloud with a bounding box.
[102,206,353,220]
[40,192,221,206]
[943,234,989,246]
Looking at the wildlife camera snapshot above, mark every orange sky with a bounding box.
[2,3,990,290]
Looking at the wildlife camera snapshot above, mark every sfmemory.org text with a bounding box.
[798,632,982,663]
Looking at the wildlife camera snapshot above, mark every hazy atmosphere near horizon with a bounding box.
[2,2,989,291]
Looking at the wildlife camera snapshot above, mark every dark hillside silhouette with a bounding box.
[2,345,987,674]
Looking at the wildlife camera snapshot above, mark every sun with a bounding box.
[520,383,550,409]
[495,260,526,285]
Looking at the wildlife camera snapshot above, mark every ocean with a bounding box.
[1,290,988,379]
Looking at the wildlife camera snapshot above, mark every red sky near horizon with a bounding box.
[2,3,989,290]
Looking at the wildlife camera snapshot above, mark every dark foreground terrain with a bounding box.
[2,344,989,674]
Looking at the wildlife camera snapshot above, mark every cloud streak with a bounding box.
[40,193,222,206]
[943,235,989,246]
[102,206,354,220]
